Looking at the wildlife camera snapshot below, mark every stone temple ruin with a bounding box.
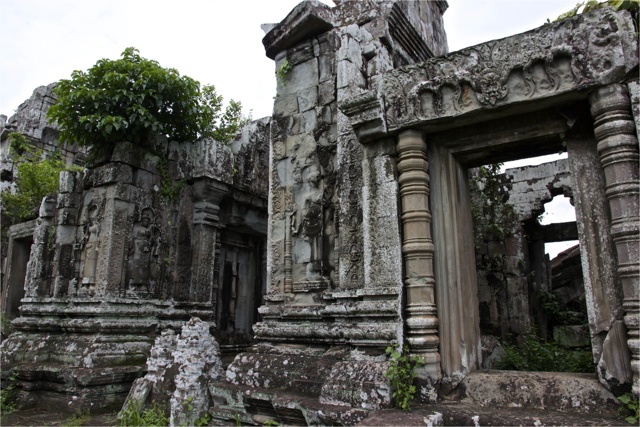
[1,0,638,424]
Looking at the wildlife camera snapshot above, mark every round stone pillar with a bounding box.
[396,129,441,382]
[590,84,640,395]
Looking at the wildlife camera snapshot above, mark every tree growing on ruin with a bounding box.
[1,132,79,221]
[47,47,247,154]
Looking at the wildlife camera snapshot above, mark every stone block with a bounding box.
[92,163,133,186]
[460,370,618,413]
[297,86,318,112]
[301,109,318,133]
[317,32,337,54]
[56,207,78,226]
[284,58,319,93]
[336,60,366,93]
[319,81,335,105]
[319,359,391,410]
[288,40,315,65]
[59,171,79,194]
[274,94,299,117]
[319,54,335,83]
[553,325,591,348]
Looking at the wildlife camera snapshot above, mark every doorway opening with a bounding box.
[470,155,592,373]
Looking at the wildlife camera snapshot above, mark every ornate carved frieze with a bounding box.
[340,8,638,138]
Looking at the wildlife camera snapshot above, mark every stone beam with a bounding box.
[262,0,333,60]
[540,222,578,243]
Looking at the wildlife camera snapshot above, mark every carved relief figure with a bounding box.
[128,208,156,293]
[81,204,100,291]
[292,164,326,280]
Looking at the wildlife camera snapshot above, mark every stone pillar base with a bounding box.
[0,298,213,410]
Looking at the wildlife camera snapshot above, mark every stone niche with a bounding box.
[0,113,270,409]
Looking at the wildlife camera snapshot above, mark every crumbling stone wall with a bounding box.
[0,84,85,192]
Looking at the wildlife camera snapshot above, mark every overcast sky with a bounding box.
[1,0,580,257]
[1,0,580,119]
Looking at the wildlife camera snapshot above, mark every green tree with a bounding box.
[47,47,247,155]
[1,132,76,221]
[554,0,638,31]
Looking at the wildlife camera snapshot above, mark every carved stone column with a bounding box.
[396,130,440,381]
[590,84,640,395]
[191,180,225,304]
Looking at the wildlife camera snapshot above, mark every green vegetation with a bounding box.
[470,163,517,249]
[553,0,639,32]
[383,344,425,410]
[537,289,587,326]
[0,313,14,339]
[0,371,18,418]
[1,132,78,221]
[276,59,293,87]
[47,47,247,158]
[117,400,169,427]
[62,409,91,427]
[495,331,594,373]
[194,412,212,426]
[618,392,640,424]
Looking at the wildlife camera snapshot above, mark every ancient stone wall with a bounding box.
[0,84,85,192]
[0,106,270,407]
[215,0,451,420]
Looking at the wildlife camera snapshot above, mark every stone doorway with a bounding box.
[344,7,637,393]
[1,221,35,332]
[216,230,266,363]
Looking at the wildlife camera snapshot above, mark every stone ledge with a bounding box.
[459,370,619,414]
[262,0,333,60]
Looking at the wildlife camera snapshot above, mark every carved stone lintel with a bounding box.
[589,84,640,395]
[396,129,440,381]
[341,8,638,136]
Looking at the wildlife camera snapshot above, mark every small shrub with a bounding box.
[537,289,587,326]
[118,400,169,427]
[495,331,594,373]
[0,313,14,339]
[195,412,212,426]
[384,344,425,410]
[618,393,639,425]
[276,59,293,87]
[0,371,18,417]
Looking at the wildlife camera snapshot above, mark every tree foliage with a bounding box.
[554,0,639,30]
[470,163,517,249]
[47,47,247,152]
[1,133,77,221]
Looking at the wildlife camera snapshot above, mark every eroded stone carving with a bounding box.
[128,207,157,295]
[80,203,100,293]
[382,8,637,129]
[341,7,638,141]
